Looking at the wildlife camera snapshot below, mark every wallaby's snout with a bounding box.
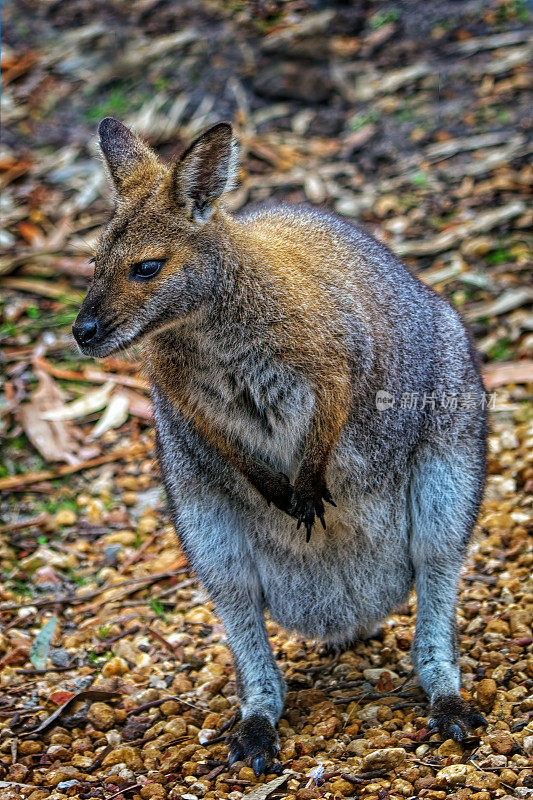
[73,280,125,357]
[72,316,98,348]
[72,284,110,356]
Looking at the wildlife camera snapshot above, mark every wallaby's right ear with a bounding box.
[98,117,159,194]
[173,122,238,223]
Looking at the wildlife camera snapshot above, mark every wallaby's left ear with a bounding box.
[173,122,238,223]
[98,117,160,195]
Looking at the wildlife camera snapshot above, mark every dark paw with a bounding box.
[227,714,279,777]
[269,472,294,514]
[259,470,294,514]
[428,695,487,741]
[290,485,335,542]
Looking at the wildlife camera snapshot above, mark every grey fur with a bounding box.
[149,206,486,747]
[76,169,487,760]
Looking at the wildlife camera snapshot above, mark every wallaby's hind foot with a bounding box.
[228,713,280,776]
[428,695,487,741]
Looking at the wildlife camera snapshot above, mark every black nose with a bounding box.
[73,319,98,346]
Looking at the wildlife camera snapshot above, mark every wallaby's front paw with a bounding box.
[227,713,279,777]
[290,483,336,542]
[427,695,487,742]
[263,471,294,514]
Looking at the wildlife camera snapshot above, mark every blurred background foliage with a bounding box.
[1,0,532,477]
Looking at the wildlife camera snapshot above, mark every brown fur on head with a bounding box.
[72,118,238,356]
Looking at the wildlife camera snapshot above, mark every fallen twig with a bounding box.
[15,664,77,675]
[394,201,526,257]
[106,783,143,800]
[118,533,158,574]
[0,570,188,612]
[340,769,389,784]
[0,512,51,534]
[18,690,120,737]
[145,625,179,656]
[0,444,149,492]
[1,276,84,303]
[92,625,141,654]
[464,288,533,322]
[127,694,204,715]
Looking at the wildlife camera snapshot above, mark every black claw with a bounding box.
[318,511,326,530]
[252,756,266,777]
[228,749,242,767]
[449,723,464,742]
[305,522,312,542]
[296,513,303,530]
[428,696,488,743]
[228,714,279,776]
[323,489,336,506]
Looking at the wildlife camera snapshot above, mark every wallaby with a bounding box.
[74,118,488,775]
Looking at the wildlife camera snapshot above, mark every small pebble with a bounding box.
[363,747,407,770]
[436,764,470,786]
[488,730,515,755]
[54,509,77,527]
[50,648,71,667]
[102,656,129,677]
[87,702,115,731]
[104,543,123,564]
[476,678,498,711]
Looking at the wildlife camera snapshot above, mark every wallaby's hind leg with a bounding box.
[157,416,286,775]
[409,448,487,741]
[220,591,285,775]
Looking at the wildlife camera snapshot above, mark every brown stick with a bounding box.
[0,444,148,492]
[0,512,50,534]
[15,665,77,675]
[106,784,143,800]
[127,694,204,716]
[0,570,187,612]
[145,626,179,656]
[118,533,158,574]
[32,356,149,390]
[92,625,141,654]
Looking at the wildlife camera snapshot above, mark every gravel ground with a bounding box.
[1,1,532,799]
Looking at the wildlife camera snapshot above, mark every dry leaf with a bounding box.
[42,380,115,421]
[19,368,81,464]
[243,774,290,799]
[121,388,153,420]
[90,391,130,438]
[19,691,121,738]
[30,616,57,670]
[464,288,533,322]
[17,221,44,245]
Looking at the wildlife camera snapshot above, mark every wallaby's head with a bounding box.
[73,118,238,356]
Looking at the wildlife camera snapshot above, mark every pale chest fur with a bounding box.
[153,329,314,475]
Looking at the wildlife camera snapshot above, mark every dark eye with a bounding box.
[131,259,166,280]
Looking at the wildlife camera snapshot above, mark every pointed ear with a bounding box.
[173,122,238,223]
[98,117,159,194]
